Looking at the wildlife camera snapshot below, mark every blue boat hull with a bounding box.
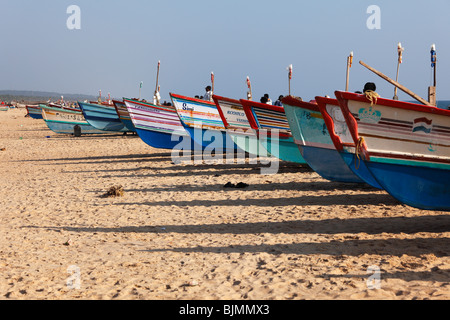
[365,160,450,211]
[44,121,106,135]
[182,124,239,152]
[259,136,307,164]
[83,114,127,132]
[135,127,202,150]
[120,119,136,132]
[29,113,43,120]
[340,152,383,189]
[300,146,365,183]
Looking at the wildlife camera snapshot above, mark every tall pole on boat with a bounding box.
[211,72,215,94]
[246,76,252,100]
[288,64,293,96]
[429,44,437,106]
[431,44,437,87]
[393,43,404,100]
[154,60,161,104]
[345,52,353,91]
[139,81,143,101]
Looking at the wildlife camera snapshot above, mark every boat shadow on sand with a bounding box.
[85,164,316,180]
[35,215,449,254]
[117,180,377,194]
[15,152,173,163]
[47,133,139,140]
[39,214,450,236]
[110,192,398,208]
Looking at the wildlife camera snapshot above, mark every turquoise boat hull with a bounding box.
[257,135,306,164]
[45,121,105,135]
[240,99,307,164]
[213,95,271,157]
[78,101,130,132]
[121,119,136,132]
[280,97,362,178]
[229,133,270,157]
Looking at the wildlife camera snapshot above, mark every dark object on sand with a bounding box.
[74,125,82,137]
[105,185,124,197]
[223,182,249,189]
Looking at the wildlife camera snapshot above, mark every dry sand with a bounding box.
[0,108,448,300]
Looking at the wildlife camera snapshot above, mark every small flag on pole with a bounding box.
[398,43,404,64]
[140,81,143,88]
[246,76,252,100]
[394,44,404,100]
[287,65,293,96]
[431,44,436,68]
[346,52,353,92]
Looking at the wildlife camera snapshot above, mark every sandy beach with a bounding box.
[0,107,448,300]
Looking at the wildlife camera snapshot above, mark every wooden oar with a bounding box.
[359,60,433,106]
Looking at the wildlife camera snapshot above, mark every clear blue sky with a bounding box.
[1,0,450,102]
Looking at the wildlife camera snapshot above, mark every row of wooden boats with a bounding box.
[25,89,450,212]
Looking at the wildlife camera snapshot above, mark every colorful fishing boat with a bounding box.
[213,95,270,157]
[335,90,450,211]
[112,99,136,132]
[41,104,107,135]
[0,102,9,111]
[239,99,307,164]
[26,105,43,119]
[78,101,131,132]
[315,96,383,188]
[124,98,200,150]
[170,93,239,152]
[282,96,365,183]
